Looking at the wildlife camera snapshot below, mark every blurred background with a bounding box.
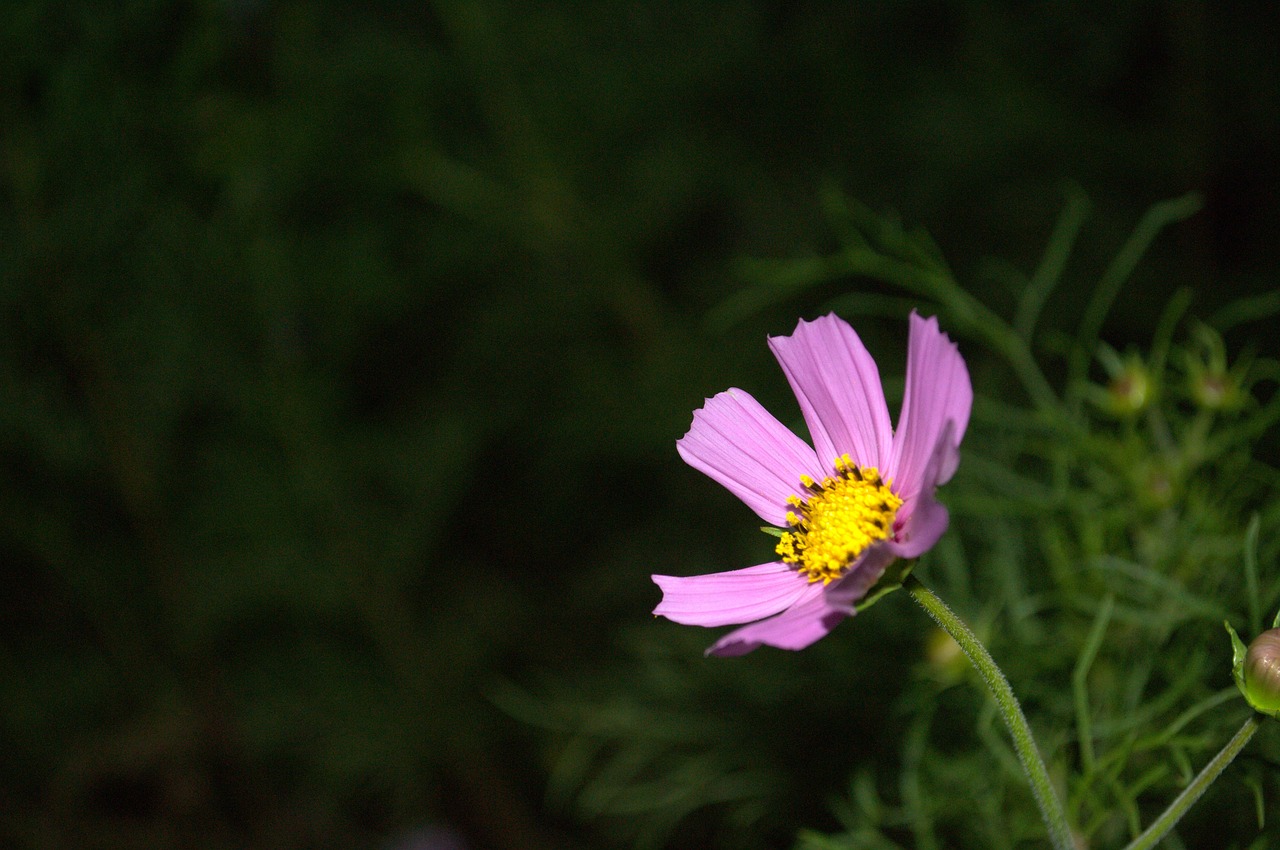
[2,2,1278,849]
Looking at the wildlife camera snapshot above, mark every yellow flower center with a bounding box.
[775,455,902,584]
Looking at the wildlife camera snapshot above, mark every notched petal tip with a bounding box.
[768,312,894,471]
[888,314,972,494]
[676,388,823,526]
[651,563,812,628]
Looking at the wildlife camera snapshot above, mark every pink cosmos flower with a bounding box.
[652,312,972,656]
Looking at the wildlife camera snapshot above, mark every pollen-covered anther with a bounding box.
[776,458,903,584]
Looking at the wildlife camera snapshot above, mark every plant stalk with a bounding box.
[904,574,1075,850]
[1121,714,1261,850]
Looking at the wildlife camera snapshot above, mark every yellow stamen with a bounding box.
[776,454,902,584]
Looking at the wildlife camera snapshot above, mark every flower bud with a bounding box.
[1245,629,1280,713]
[1182,323,1247,412]
[1088,346,1158,418]
[1105,361,1152,416]
[1188,368,1245,412]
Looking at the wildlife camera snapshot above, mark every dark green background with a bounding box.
[2,2,1276,848]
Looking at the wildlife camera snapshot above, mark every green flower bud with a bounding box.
[1105,362,1152,415]
[1189,371,1235,410]
[1226,620,1280,717]
[1182,323,1248,412]
[1245,630,1280,713]
[1088,345,1156,418]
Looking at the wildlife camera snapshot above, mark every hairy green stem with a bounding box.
[904,575,1074,850]
[1122,714,1261,850]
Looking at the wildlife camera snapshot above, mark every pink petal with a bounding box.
[652,562,811,627]
[768,314,894,472]
[887,495,950,560]
[677,388,824,525]
[887,313,971,498]
[706,582,847,656]
[886,421,956,559]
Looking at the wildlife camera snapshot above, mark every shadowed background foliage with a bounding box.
[2,2,1278,849]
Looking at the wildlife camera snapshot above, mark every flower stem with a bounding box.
[903,574,1074,850]
[1121,714,1261,850]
